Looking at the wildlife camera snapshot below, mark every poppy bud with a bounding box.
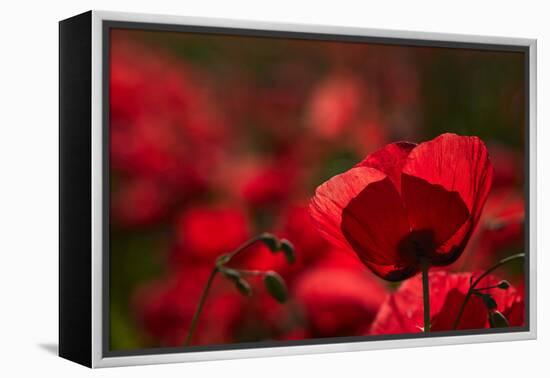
[259,233,281,252]
[216,253,231,267]
[221,268,241,281]
[263,271,288,303]
[497,280,510,289]
[488,310,510,328]
[481,293,498,310]
[235,278,252,297]
[280,239,296,264]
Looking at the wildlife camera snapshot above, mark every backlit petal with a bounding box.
[341,176,411,266]
[309,166,388,252]
[401,174,470,259]
[402,133,493,219]
[357,141,416,191]
[402,133,493,262]
[370,271,523,335]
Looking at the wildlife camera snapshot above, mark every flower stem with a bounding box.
[227,234,268,260]
[452,252,525,330]
[235,269,265,276]
[184,267,218,346]
[184,234,275,346]
[421,258,430,333]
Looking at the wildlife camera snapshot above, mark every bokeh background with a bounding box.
[109,28,526,351]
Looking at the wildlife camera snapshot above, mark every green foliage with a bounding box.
[109,230,168,350]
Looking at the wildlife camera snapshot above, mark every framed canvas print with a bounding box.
[59,10,537,368]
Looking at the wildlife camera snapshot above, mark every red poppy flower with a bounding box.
[456,188,524,272]
[307,75,362,139]
[479,189,524,252]
[294,267,387,337]
[171,206,251,265]
[111,178,171,228]
[241,160,298,208]
[274,204,331,278]
[230,243,290,275]
[231,286,296,341]
[109,35,227,226]
[310,133,494,281]
[488,144,523,189]
[314,247,370,271]
[133,268,245,346]
[370,270,524,334]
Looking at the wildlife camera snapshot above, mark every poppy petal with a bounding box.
[402,133,493,219]
[402,133,493,261]
[357,141,416,191]
[401,174,470,257]
[309,166,389,252]
[432,220,472,265]
[294,267,387,337]
[340,174,411,266]
[431,273,522,330]
[362,260,420,282]
[370,271,522,334]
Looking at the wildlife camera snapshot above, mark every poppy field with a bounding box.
[108,27,526,351]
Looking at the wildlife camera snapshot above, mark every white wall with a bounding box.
[0,0,547,376]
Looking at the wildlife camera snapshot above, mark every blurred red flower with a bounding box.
[478,189,524,251]
[281,205,329,256]
[457,188,524,272]
[230,243,289,274]
[453,144,524,274]
[314,247,370,271]
[111,178,171,228]
[231,285,297,341]
[307,75,362,139]
[305,73,388,157]
[310,133,494,281]
[133,268,245,346]
[276,204,331,274]
[241,160,298,208]
[171,205,251,265]
[370,270,524,334]
[294,267,387,337]
[230,203,336,284]
[488,144,524,189]
[109,36,228,228]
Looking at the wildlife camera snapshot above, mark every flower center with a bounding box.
[397,229,436,266]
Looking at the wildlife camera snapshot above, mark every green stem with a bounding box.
[421,258,430,333]
[226,234,266,260]
[234,269,264,276]
[184,234,271,346]
[475,284,502,291]
[452,252,525,330]
[184,267,218,346]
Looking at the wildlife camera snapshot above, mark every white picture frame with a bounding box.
[59,10,537,368]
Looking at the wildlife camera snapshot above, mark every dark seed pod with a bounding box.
[497,280,510,290]
[235,278,252,297]
[279,239,296,264]
[488,310,509,328]
[221,268,241,281]
[481,294,498,310]
[259,233,280,252]
[263,271,288,303]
